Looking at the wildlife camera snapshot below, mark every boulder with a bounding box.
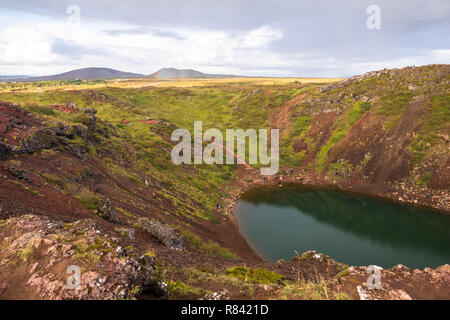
[51,123,74,138]
[83,109,98,132]
[72,125,89,139]
[138,217,184,251]
[19,128,62,153]
[117,228,135,239]
[8,168,30,182]
[96,198,117,223]
[0,142,13,160]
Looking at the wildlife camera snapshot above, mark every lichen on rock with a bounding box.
[138,217,184,251]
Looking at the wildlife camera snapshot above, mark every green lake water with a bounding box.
[234,185,450,269]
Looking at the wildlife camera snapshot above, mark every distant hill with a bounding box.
[149,68,242,79]
[0,75,31,81]
[25,68,146,81]
[10,67,243,82]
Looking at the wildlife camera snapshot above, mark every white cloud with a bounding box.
[0,11,286,76]
[0,5,448,77]
[237,26,283,48]
[0,27,55,65]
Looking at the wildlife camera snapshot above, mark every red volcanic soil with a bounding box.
[48,105,76,113]
[0,103,41,146]
[138,120,160,124]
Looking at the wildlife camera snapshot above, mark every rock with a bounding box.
[78,167,104,183]
[438,134,449,143]
[72,125,89,139]
[335,263,450,300]
[29,262,39,273]
[209,289,231,300]
[51,123,74,138]
[66,102,78,110]
[138,217,184,251]
[8,168,30,182]
[83,109,98,132]
[20,128,62,153]
[115,246,125,256]
[260,284,276,292]
[298,250,336,264]
[138,254,155,269]
[118,228,135,239]
[356,285,370,300]
[0,143,13,160]
[96,198,117,223]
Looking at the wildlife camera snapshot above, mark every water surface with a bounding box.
[234,185,450,269]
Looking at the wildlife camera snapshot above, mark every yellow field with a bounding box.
[108,77,345,89]
[0,77,345,93]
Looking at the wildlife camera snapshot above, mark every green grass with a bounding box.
[19,243,36,262]
[315,101,371,171]
[225,266,283,284]
[72,238,102,264]
[377,91,413,130]
[40,172,63,187]
[276,278,350,300]
[182,230,239,260]
[78,188,100,210]
[32,105,56,116]
[409,94,450,166]
[166,280,207,299]
[418,172,434,186]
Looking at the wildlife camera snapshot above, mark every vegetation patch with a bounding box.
[182,230,239,260]
[166,280,207,299]
[315,102,371,171]
[377,91,413,130]
[275,278,349,300]
[409,95,450,166]
[78,188,100,210]
[225,266,283,284]
[40,172,63,187]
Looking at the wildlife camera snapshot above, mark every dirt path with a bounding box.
[211,140,253,170]
[273,93,308,136]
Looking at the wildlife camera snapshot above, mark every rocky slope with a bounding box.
[0,215,166,299]
[281,64,449,212]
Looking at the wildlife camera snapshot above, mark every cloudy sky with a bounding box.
[0,0,449,77]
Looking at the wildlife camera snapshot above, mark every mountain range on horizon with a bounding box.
[1,67,244,82]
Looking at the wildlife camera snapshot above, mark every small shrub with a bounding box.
[418,172,433,186]
[69,113,92,125]
[41,172,62,187]
[166,280,205,299]
[78,188,99,209]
